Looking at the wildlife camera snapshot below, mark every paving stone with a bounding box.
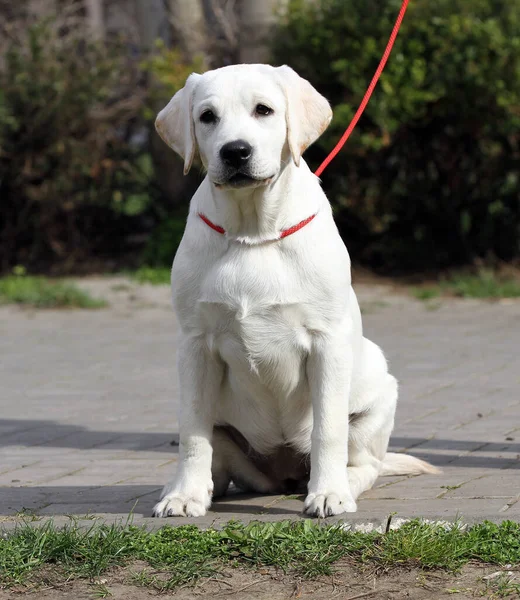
[1,282,520,527]
[441,473,520,499]
[361,469,479,500]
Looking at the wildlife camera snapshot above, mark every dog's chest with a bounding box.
[196,246,318,394]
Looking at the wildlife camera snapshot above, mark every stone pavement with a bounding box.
[1,277,519,530]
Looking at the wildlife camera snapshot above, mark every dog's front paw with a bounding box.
[152,479,213,518]
[303,490,357,518]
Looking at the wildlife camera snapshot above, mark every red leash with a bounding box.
[314,0,410,178]
[199,1,409,240]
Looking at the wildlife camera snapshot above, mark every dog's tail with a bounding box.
[380,452,441,476]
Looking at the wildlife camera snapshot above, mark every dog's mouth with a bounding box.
[214,171,274,189]
[228,173,256,187]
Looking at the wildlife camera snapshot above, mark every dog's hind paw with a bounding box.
[303,491,357,518]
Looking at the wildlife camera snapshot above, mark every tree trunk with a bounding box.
[84,0,105,41]
[238,0,280,63]
[166,0,208,60]
[133,0,169,49]
[134,0,206,210]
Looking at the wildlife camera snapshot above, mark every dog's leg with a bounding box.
[212,427,278,497]
[153,340,222,518]
[347,373,397,500]
[304,330,357,517]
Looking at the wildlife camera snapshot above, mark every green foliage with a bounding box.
[141,41,205,120]
[0,18,202,274]
[140,212,188,267]
[137,44,202,269]
[0,269,107,308]
[272,0,520,270]
[2,519,520,590]
[0,17,152,272]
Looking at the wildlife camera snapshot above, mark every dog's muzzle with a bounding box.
[217,140,257,187]
[214,139,274,189]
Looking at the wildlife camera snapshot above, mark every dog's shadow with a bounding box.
[211,492,306,516]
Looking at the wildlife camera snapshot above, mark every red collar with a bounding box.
[198,212,316,240]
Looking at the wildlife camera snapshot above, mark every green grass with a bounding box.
[413,270,520,301]
[0,276,107,309]
[483,572,520,598]
[131,266,171,285]
[1,519,520,591]
[91,582,113,598]
[413,287,441,301]
[447,270,520,299]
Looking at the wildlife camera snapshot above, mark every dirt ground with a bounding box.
[2,563,519,600]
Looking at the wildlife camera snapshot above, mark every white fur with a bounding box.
[152,64,439,519]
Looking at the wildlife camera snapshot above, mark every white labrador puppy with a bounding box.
[152,64,438,519]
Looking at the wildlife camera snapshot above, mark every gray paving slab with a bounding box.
[1,277,519,530]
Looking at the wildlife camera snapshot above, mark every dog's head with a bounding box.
[155,64,332,190]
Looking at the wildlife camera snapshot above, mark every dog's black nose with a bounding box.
[220,140,252,169]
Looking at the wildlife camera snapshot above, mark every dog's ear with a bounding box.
[276,65,332,168]
[155,73,202,175]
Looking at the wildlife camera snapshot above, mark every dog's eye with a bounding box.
[200,110,216,124]
[255,104,273,116]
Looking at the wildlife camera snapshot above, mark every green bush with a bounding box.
[141,212,188,267]
[138,44,204,268]
[141,41,205,121]
[272,0,520,271]
[0,16,152,273]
